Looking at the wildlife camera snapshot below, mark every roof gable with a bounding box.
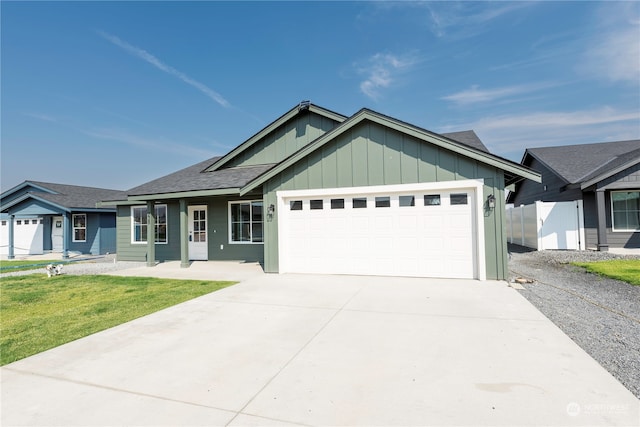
[206,102,346,172]
[1,180,126,213]
[240,108,540,195]
[525,139,640,184]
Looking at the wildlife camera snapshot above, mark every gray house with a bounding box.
[105,102,540,280]
[1,181,126,258]
[508,139,640,251]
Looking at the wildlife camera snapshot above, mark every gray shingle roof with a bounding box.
[126,156,276,196]
[527,139,640,184]
[441,130,489,152]
[20,181,127,210]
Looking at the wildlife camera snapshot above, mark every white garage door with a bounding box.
[0,217,44,255]
[278,182,484,279]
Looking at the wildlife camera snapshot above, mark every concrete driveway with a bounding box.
[2,273,639,426]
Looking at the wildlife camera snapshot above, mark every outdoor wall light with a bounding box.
[268,204,275,214]
[487,194,496,210]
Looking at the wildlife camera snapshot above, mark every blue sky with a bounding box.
[2,1,639,191]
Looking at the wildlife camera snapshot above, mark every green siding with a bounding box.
[116,198,263,264]
[227,112,339,167]
[263,120,509,280]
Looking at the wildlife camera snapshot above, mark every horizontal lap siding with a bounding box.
[208,198,264,263]
[263,121,507,279]
[116,203,181,262]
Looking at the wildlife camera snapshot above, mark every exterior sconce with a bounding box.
[268,204,275,215]
[487,194,496,210]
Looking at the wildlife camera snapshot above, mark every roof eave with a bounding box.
[580,157,640,190]
[205,103,347,172]
[1,193,70,214]
[127,188,241,201]
[241,109,541,195]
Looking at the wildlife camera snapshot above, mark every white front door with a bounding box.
[52,216,64,252]
[188,206,208,260]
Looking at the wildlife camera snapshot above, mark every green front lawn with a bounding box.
[573,259,640,286]
[0,260,63,273]
[0,275,235,365]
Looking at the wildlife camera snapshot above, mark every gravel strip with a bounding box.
[508,245,640,398]
[0,254,146,278]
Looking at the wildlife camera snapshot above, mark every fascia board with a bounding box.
[1,193,70,213]
[127,188,240,201]
[241,110,541,195]
[206,104,348,173]
[0,181,56,199]
[581,157,640,190]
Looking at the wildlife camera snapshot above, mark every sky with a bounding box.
[1,1,639,192]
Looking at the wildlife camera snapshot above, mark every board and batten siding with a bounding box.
[262,120,508,280]
[227,112,340,168]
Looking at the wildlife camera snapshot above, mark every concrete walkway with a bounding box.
[2,272,639,426]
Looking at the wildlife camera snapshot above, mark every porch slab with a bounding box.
[106,260,265,282]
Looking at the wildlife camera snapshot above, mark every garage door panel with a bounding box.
[280,186,477,279]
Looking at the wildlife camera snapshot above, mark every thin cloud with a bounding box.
[22,112,58,123]
[357,52,419,100]
[82,127,215,159]
[97,30,231,108]
[442,83,556,106]
[426,2,534,39]
[581,15,640,84]
[439,106,640,158]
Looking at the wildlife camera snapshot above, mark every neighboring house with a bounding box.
[508,139,640,251]
[1,181,126,258]
[103,102,540,280]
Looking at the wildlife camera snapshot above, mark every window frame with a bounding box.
[130,204,168,244]
[228,200,264,244]
[611,190,640,232]
[72,214,87,242]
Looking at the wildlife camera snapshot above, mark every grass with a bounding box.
[0,274,235,365]
[0,260,63,273]
[573,259,640,286]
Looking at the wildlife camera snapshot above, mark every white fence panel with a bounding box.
[506,201,585,250]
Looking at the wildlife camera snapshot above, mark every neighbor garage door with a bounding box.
[278,182,483,279]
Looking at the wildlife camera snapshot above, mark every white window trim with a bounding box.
[72,214,87,242]
[611,190,640,233]
[228,200,264,244]
[130,204,169,244]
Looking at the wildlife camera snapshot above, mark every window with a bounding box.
[310,200,323,210]
[399,196,415,207]
[450,193,468,205]
[612,191,640,231]
[375,196,391,208]
[1,221,5,226]
[72,214,86,242]
[424,195,441,206]
[331,199,345,209]
[131,205,168,244]
[290,200,303,211]
[352,198,367,209]
[16,220,21,225]
[230,200,263,243]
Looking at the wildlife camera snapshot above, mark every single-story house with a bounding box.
[1,181,126,258]
[104,102,540,280]
[507,139,640,251]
